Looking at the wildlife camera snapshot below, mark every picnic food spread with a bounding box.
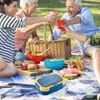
[67,56,84,71]
[56,67,82,80]
[15,60,39,71]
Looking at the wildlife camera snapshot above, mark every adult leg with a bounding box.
[74,39,84,55]
[91,48,100,85]
[83,46,98,57]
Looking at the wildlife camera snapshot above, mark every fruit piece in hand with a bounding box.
[49,11,58,17]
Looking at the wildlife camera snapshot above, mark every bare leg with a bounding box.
[0,57,17,77]
[0,56,7,71]
[91,48,100,85]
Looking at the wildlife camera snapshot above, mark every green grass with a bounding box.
[29,0,100,47]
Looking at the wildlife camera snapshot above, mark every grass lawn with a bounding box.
[26,0,100,47]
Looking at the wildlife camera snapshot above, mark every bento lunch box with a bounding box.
[35,73,64,95]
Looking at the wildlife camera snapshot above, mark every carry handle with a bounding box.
[44,25,54,42]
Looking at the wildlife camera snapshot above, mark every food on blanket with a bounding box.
[23,60,35,66]
[20,64,28,70]
[32,51,41,56]
[27,51,48,64]
[27,64,38,72]
[15,61,23,66]
[64,74,78,80]
[70,56,82,60]
[74,59,84,71]
[64,60,68,64]
[68,61,77,68]
[67,68,82,74]
[32,51,35,56]
[67,56,84,71]
[19,60,39,71]
[50,59,56,61]
[59,68,82,80]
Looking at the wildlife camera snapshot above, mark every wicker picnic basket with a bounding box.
[28,25,71,59]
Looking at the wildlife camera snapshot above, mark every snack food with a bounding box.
[15,61,23,66]
[58,68,82,80]
[49,11,58,17]
[68,56,84,71]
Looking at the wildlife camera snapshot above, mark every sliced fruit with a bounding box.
[67,68,82,75]
[64,74,78,80]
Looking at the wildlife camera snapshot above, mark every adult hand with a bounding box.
[61,25,72,36]
[44,14,58,23]
[63,19,71,26]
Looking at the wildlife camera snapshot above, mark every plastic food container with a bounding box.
[44,58,64,70]
[35,73,64,95]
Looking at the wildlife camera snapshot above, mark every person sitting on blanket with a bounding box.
[62,25,100,87]
[48,0,99,54]
[0,0,57,77]
[15,0,39,55]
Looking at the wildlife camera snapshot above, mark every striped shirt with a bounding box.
[0,13,26,63]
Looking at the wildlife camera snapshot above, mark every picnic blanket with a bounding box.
[0,46,99,100]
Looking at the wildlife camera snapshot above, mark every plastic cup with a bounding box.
[56,20,65,29]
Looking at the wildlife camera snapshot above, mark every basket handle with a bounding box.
[44,25,54,42]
